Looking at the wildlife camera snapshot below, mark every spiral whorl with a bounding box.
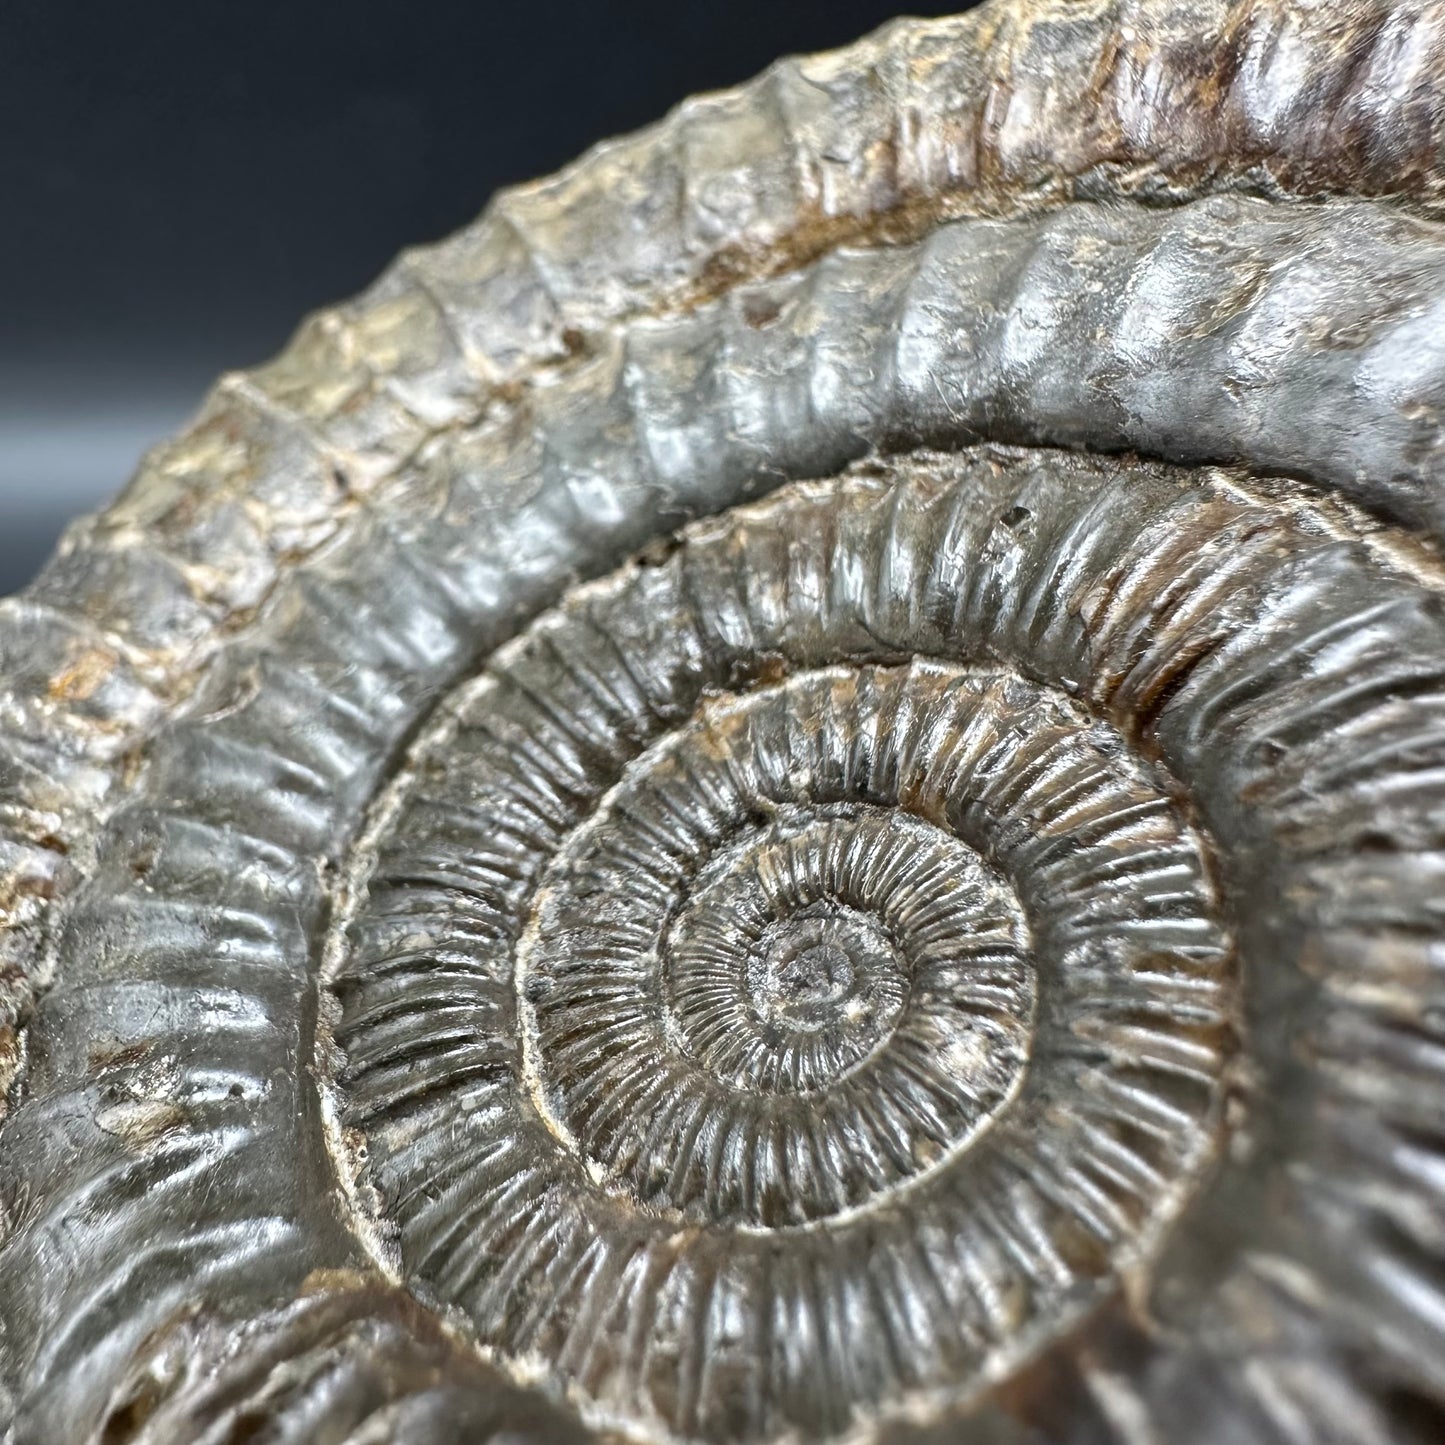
[313,438,1445,1440]
[3,3,1445,1443]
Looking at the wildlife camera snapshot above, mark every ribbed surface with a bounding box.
[321,449,1445,1441]
[1,2,1444,1440]
[4,0,1445,1083]
[331,509,1232,1438]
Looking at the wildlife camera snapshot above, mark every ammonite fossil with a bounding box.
[3,2,1445,1441]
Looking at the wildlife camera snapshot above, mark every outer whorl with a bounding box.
[2,3,1445,1443]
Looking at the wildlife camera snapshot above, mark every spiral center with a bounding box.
[512,691,1037,1230]
[753,914,876,1027]
[327,460,1240,1445]
[744,902,904,1062]
[770,940,853,1009]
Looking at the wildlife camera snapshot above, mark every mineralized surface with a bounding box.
[2,3,1445,1443]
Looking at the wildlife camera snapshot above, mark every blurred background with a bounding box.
[0,0,968,594]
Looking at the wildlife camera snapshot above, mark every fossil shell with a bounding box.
[3,3,1445,1443]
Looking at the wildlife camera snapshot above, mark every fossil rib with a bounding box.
[2,3,1445,1443]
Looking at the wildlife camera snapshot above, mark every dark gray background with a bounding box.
[0,2,968,594]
